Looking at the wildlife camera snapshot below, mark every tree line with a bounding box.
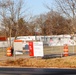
[0,0,75,38]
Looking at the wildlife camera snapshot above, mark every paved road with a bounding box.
[0,67,76,75]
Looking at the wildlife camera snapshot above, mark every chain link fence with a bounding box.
[0,35,76,59]
[43,35,76,57]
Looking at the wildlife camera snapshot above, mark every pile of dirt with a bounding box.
[0,56,76,68]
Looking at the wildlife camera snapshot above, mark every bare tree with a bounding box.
[0,0,28,46]
[55,0,76,33]
[44,11,71,35]
[34,10,72,35]
[34,14,47,35]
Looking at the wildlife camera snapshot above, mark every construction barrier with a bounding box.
[63,44,68,56]
[6,47,13,56]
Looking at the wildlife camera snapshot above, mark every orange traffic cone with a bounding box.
[7,47,12,56]
[63,44,68,56]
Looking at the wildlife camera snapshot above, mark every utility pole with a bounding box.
[35,24,37,41]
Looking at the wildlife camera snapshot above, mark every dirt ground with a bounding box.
[0,54,76,69]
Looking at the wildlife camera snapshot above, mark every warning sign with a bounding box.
[33,42,44,56]
[29,42,44,57]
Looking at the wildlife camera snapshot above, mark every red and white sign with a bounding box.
[29,42,34,56]
[29,42,44,57]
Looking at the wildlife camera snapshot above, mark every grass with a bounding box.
[0,46,76,68]
[0,45,76,57]
[44,45,76,55]
[0,55,76,68]
[0,48,6,56]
